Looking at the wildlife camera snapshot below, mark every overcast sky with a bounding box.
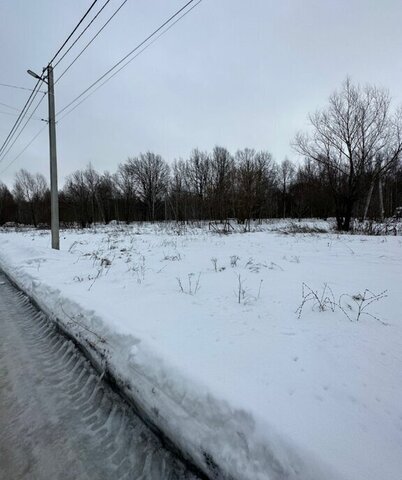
[1,0,402,186]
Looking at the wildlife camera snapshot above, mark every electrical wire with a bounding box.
[55,0,129,85]
[53,0,114,69]
[0,110,42,121]
[57,0,202,123]
[0,0,108,171]
[0,110,20,118]
[0,0,104,163]
[0,82,45,93]
[0,126,47,175]
[0,101,42,120]
[0,85,43,158]
[0,92,47,164]
[48,0,101,66]
[0,78,43,157]
[0,0,202,174]
[0,101,25,112]
[57,0,199,117]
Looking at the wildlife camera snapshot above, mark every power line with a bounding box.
[0,101,43,120]
[57,0,199,118]
[0,110,42,121]
[0,0,202,176]
[0,1,102,165]
[0,0,111,183]
[54,0,114,69]
[0,84,43,157]
[0,93,47,164]
[0,78,43,158]
[0,110,20,118]
[0,126,47,175]
[0,82,45,93]
[48,0,101,66]
[58,0,202,123]
[0,101,26,112]
[0,80,44,164]
[55,0,129,85]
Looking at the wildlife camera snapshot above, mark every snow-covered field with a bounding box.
[0,220,401,480]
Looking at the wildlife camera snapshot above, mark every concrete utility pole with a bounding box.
[28,66,59,250]
[46,65,60,250]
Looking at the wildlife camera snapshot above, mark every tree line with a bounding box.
[1,79,402,231]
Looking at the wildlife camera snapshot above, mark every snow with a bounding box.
[0,221,401,480]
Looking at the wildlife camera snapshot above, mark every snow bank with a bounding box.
[0,223,401,480]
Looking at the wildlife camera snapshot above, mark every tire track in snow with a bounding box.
[0,273,201,480]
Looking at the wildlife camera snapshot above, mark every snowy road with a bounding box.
[0,272,201,480]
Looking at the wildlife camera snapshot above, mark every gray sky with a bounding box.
[1,0,402,186]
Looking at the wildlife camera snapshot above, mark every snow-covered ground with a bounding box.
[0,220,401,480]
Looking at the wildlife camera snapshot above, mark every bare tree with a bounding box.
[0,182,16,225]
[5,121,402,228]
[64,170,91,227]
[96,172,117,224]
[294,78,402,230]
[115,162,137,223]
[186,149,211,219]
[279,158,295,219]
[254,151,277,220]
[235,149,275,226]
[170,159,189,221]
[13,169,48,227]
[210,146,234,221]
[83,163,101,224]
[290,158,333,220]
[127,152,170,221]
